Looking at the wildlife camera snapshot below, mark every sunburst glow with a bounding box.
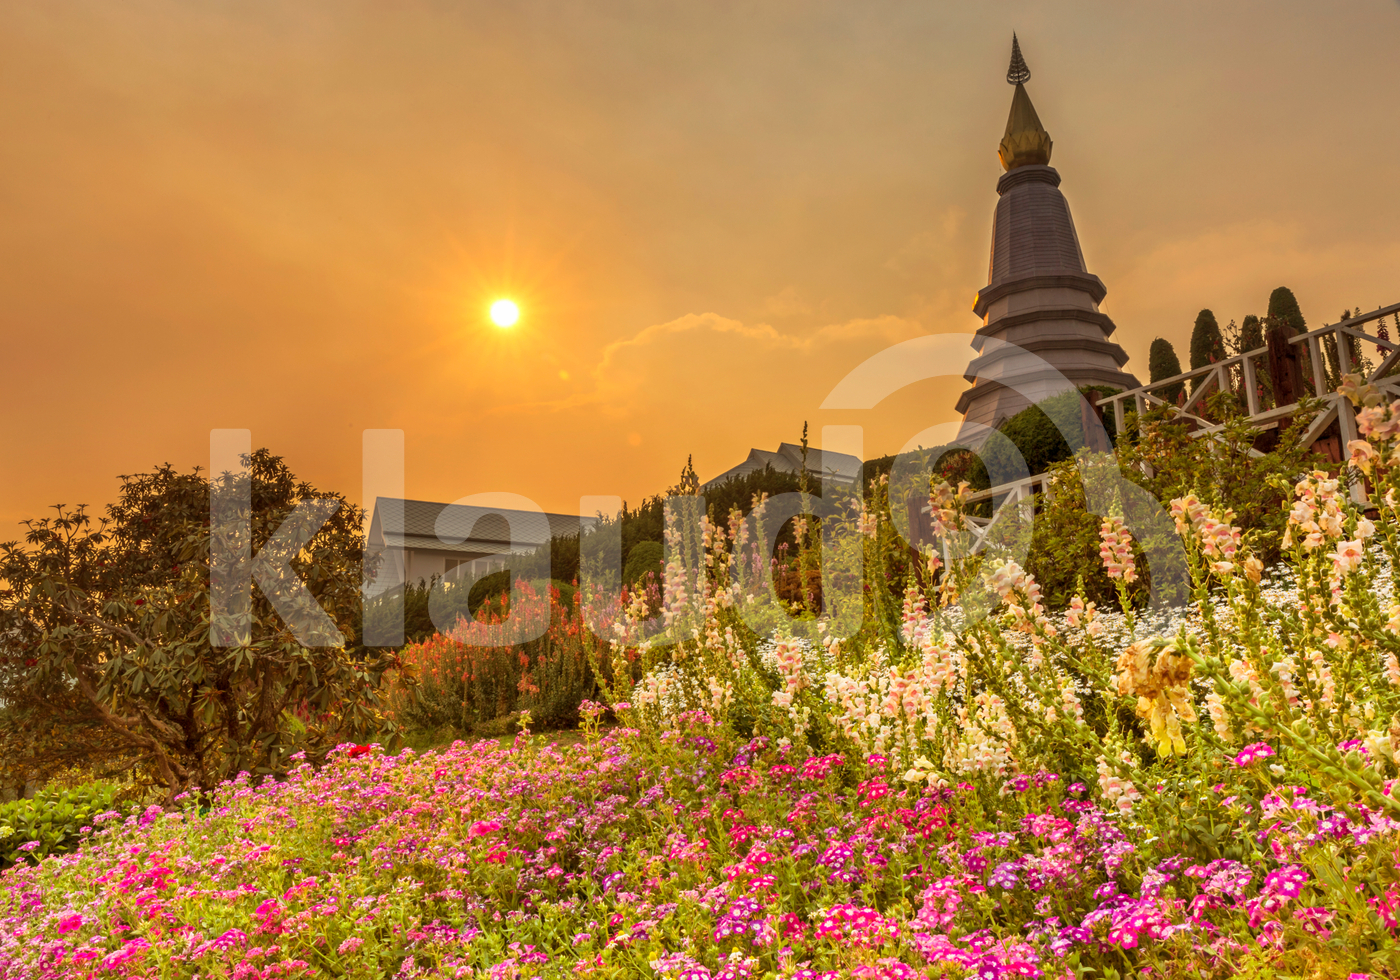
[490,299,520,327]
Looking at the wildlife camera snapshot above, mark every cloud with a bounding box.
[496,310,934,418]
[761,286,812,317]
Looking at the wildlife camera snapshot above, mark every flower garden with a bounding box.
[6,383,1400,979]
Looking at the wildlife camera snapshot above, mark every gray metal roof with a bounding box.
[700,442,862,491]
[369,498,597,554]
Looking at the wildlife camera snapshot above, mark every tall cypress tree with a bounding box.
[1189,309,1226,369]
[1188,309,1226,399]
[1267,287,1307,335]
[1239,314,1263,353]
[1148,337,1184,404]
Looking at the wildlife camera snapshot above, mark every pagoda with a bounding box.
[955,35,1139,433]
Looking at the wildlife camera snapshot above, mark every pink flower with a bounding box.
[1234,742,1276,767]
[56,913,83,934]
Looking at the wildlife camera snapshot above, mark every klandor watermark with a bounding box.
[211,336,1187,648]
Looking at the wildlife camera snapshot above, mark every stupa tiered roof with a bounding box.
[956,36,1139,432]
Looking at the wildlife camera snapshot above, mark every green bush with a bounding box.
[1022,392,1327,610]
[623,541,664,589]
[0,782,123,869]
[981,386,1121,481]
[1023,460,1134,611]
[468,570,512,618]
[0,451,395,799]
[540,579,577,614]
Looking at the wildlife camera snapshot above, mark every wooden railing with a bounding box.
[1099,301,1400,465]
[944,301,1400,550]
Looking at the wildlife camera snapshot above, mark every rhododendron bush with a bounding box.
[7,379,1400,978]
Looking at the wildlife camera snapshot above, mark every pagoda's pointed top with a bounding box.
[997,35,1052,171]
[1006,33,1031,85]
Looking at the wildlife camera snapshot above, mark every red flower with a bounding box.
[346,744,372,759]
[24,658,37,668]
[135,599,145,607]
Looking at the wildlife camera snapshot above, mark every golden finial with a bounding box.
[997,34,1052,171]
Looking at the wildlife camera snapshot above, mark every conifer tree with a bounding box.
[1188,310,1225,397]
[1148,337,1184,404]
[1189,309,1225,370]
[1238,314,1263,354]
[1267,287,1307,335]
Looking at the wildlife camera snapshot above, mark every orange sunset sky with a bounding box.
[2,1,1399,536]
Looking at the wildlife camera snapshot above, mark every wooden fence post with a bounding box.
[1081,389,1112,453]
[1267,324,1306,407]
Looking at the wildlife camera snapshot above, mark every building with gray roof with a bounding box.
[365,497,596,596]
[700,442,861,492]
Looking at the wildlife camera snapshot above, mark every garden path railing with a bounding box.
[943,301,1400,553]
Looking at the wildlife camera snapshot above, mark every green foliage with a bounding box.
[1116,393,1326,567]
[702,466,803,524]
[1267,286,1307,335]
[1024,461,1129,610]
[468,570,512,617]
[371,579,436,645]
[1021,392,1327,609]
[622,541,664,588]
[0,782,123,869]
[864,448,989,494]
[503,533,580,587]
[1148,337,1184,404]
[0,450,399,799]
[505,464,802,598]
[1238,314,1264,354]
[1189,309,1225,371]
[387,581,597,734]
[981,386,1122,481]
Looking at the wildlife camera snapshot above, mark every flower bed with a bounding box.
[3,726,1400,979]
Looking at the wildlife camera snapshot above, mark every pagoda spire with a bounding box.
[997,34,1053,171]
[1006,33,1031,85]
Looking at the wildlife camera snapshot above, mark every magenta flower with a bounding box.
[469,820,504,838]
[1234,742,1276,766]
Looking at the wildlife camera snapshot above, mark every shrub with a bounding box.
[623,541,664,588]
[0,782,123,870]
[467,570,512,617]
[1189,308,1225,370]
[386,580,600,734]
[981,385,1122,481]
[1188,309,1226,400]
[1024,459,1132,610]
[1116,393,1325,568]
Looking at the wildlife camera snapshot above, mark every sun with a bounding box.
[489,299,520,327]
